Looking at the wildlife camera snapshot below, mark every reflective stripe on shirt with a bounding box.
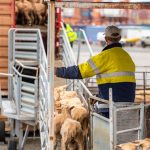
[88,59,135,78]
[96,71,135,78]
[87,59,100,74]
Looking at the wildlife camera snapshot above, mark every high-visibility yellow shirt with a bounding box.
[66,24,77,42]
[79,45,135,84]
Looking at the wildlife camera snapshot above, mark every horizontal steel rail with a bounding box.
[0,73,13,77]
[12,64,38,80]
[79,80,93,96]
[116,127,141,134]
[55,2,150,9]
[90,95,109,104]
[92,112,109,122]
[15,60,38,70]
[116,105,141,111]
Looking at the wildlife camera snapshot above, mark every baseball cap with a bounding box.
[104,25,121,38]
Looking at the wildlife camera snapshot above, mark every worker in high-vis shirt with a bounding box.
[55,25,136,117]
[63,23,77,47]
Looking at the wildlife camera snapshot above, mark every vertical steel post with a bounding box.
[47,1,55,149]
[109,88,114,150]
[139,102,144,139]
[143,72,146,103]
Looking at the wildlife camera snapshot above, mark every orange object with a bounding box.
[0,0,15,91]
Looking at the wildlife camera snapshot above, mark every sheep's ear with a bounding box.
[143,138,150,142]
[69,106,75,110]
[115,145,122,150]
[133,141,140,144]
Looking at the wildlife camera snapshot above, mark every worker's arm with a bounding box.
[55,51,105,79]
[55,65,83,79]
[55,60,95,79]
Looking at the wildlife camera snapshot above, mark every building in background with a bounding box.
[62,0,150,26]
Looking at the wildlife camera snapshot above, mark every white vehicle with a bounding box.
[141,36,150,48]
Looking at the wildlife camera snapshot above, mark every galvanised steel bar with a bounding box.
[0,73,13,77]
[80,29,94,56]
[116,105,141,111]
[116,127,141,134]
[139,103,144,139]
[47,1,55,149]
[90,95,109,104]
[55,2,150,9]
[109,88,114,150]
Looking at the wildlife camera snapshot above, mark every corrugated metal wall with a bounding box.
[0,0,15,93]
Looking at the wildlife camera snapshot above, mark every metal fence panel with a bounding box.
[92,113,110,150]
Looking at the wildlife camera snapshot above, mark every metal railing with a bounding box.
[60,22,77,66]
[60,21,150,149]
[77,29,94,64]
[0,28,49,150]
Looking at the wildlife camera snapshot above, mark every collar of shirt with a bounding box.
[102,42,122,51]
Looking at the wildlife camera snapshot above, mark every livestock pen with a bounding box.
[0,0,150,150]
[60,19,150,149]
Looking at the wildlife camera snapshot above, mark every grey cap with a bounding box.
[104,25,121,38]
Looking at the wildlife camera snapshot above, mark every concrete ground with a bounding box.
[0,138,41,150]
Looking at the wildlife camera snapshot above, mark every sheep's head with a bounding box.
[67,140,78,150]
[117,142,140,150]
[136,138,150,150]
[61,105,72,119]
[54,85,67,93]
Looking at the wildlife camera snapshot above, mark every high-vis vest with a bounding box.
[66,24,77,42]
[79,47,135,84]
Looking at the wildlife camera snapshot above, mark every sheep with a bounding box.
[54,113,65,148]
[70,106,88,123]
[53,86,88,149]
[54,85,67,101]
[54,90,60,101]
[60,97,82,108]
[53,107,69,148]
[27,0,40,3]
[54,85,67,93]
[136,90,150,95]
[70,105,89,140]
[67,141,78,150]
[117,138,150,150]
[15,1,24,24]
[60,91,78,100]
[117,142,140,150]
[32,2,47,25]
[136,138,150,150]
[23,0,34,25]
[60,118,84,150]
[15,0,34,26]
[15,0,48,25]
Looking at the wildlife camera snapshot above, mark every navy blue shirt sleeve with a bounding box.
[56,65,83,79]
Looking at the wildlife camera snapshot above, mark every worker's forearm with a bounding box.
[55,66,83,79]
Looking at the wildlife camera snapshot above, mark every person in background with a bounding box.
[63,23,77,48]
[55,25,136,117]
